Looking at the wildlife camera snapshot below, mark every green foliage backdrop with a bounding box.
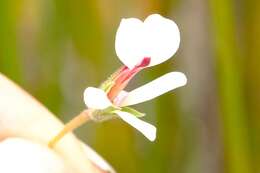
[0,0,259,172]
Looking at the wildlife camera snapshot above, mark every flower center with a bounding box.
[107,57,151,101]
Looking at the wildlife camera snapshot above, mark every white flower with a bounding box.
[115,14,180,69]
[83,14,187,142]
[84,72,187,141]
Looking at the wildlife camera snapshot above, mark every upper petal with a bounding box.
[115,14,180,68]
[84,87,112,109]
[114,110,156,141]
[143,14,180,67]
[120,72,187,106]
[115,18,145,69]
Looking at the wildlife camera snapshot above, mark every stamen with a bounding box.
[111,66,129,81]
[107,57,151,101]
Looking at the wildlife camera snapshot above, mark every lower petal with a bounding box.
[114,111,156,141]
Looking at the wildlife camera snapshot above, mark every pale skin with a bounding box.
[0,73,114,173]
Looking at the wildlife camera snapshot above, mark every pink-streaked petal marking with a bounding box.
[113,90,129,106]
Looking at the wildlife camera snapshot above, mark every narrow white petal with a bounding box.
[84,87,112,109]
[114,111,156,141]
[115,18,145,69]
[143,14,180,67]
[121,72,187,106]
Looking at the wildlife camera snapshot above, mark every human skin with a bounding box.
[0,73,114,173]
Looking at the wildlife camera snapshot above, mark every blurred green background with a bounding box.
[0,0,259,172]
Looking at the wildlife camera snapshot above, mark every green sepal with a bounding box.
[120,107,146,117]
[100,105,121,114]
[91,105,120,122]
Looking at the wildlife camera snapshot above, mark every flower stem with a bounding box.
[48,109,91,148]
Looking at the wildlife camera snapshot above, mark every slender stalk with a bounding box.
[48,109,91,148]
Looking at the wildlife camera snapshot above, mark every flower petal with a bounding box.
[84,87,112,109]
[115,14,180,68]
[114,110,156,141]
[113,90,129,106]
[115,18,145,69]
[121,72,187,106]
[143,14,180,67]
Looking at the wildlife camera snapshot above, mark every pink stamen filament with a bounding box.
[107,57,151,101]
[110,66,129,81]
